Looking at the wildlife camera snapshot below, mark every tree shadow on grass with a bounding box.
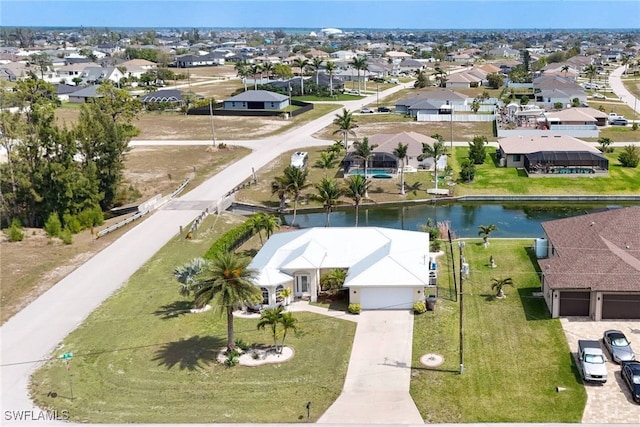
[517,287,550,321]
[153,300,193,319]
[152,335,225,371]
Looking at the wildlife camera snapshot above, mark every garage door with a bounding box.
[602,294,640,319]
[359,287,414,310]
[559,291,590,316]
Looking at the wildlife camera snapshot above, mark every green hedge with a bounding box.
[203,220,256,259]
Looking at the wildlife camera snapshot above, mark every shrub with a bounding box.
[234,338,250,351]
[348,303,361,314]
[618,145,640,168]
[431,239,442,252]
[77,206,104,228]
[44,212,62,237]
[224,349,241,367]
[413,301,427,314]
[203,220,256,258]
[63,213,82,234]
[59,228,73,245]
[7,218,24,242]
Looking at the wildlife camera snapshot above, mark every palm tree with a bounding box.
[561,65,570,77]
[344,174,371,227]
[293,58,310,95]
[325,61,336,96]
[262,62,274,81]
[311,57,324,86]
[585,64,597,83]
[315,151,337,177]
[279,312,298,353]
[173,258,206,297]
[250,63,263,90]
[491,277,513,299]
[257,306,284,353]
[260,213,280,239]
[247,213,265,244]
[235,60,249,91]
[351,56,367,93]
[332,108,358,149]
[478,224,498,247]
[418,139,448,190]
[281,165,310,226]
[312,178,343,227]
[352,137,378,197]
[190,252,262,352]
[433,66,448,87]
[271,175,289,211]
[393,142,409,195]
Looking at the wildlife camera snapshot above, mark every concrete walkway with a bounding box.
[287,300,359,323]
[318,310,423,425]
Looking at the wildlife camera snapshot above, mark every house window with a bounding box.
[276,285,284,303]
[261,287,269,305]
[295,275,309,294]
[270,102,275,108]
[242,102,246,108]
[513,154,521,162]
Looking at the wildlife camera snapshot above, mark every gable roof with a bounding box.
[248,227,431,288]
[544,108,604,122]
[69,85,102,98]
[541,208,640,291]
[499,135,600,154]
[366,131,437,158]
[225,90,288,102]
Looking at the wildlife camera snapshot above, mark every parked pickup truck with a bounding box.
[578,340,608,383]
[608,112,626,124]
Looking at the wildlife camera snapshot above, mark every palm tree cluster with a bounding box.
[271,165,311,225]
[256,306,298,354]
[247,212,280,244]
[332,108,358,149]
[350,56,368,93]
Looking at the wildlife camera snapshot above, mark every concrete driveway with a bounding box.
[318,310,423,425]
[560,318,640,423]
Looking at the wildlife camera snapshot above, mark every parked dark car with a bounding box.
[621,361,640,403]
[377,106,392,112]
[603,329,636,363]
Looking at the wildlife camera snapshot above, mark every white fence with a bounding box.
[497,128,599,138]
[417,113,496,122]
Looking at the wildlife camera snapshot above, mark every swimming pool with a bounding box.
[348,168,396,178]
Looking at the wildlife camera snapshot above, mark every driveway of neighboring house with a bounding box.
[318,310,424,425]
[560,318,640,423]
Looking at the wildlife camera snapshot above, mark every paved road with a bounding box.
[0,83,408,419]
[318,311,423,425]
[609,65,640,116]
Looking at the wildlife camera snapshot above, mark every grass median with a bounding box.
[411,239,586,422]
[29,213,356,423]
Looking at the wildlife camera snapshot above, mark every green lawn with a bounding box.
[411,239,586,422]
[30,213,356,423]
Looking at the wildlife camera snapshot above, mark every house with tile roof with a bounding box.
[540,207,640,320]
[248,227,435,309]
[395,89,468,116]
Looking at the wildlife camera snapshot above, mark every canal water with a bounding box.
[283,202,639,238]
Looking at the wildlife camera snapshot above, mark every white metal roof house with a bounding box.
[223,90,289,111]
[248,227,436,310]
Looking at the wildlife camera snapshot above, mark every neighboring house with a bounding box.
[544,107,607,127]
[80,66,124,85]
[140,89,197,106]
[68,85,102,103]
[248,227,435,309]
[53,83,78,102]
[397,58,424,74]
[58,62,100,83]
[446,70,484,88]
[174,52,226,67]
[346,131,440,170]
[540,207,640,320]
[497,135,608,175]
[223,90,289,110]
[120,59,157,79]
[533,75,586,108]
[395,89,468,116]
[329,50,358,60]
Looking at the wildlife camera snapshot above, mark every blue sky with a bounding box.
[1,1,639,29]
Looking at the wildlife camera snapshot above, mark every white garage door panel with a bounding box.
[360,287,414,310]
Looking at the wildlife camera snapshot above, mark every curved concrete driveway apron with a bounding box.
[318,311,423,425]
[0,84,410,418]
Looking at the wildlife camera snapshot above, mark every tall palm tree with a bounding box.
[262,62,274,81]
[491,277,513,299]
[315,151,337,177]
[351,56,367,93]
[561,65,570,77]
[478,224,498,247]
[190,252,262,352]
[279,312,298,353]
[247,213,265,244]
[271,175,289,211]
[293,58,310,95]
[312,178,343,227]
[393,142,409,196]
[282,165,310,226]
[311,57,324,86]
[332,108,358,149]
[325,61,336,96]
[235,60,249,91]
[344,174,371,227]
[585,64,597,83]
[173,258,206,297]
[250,63,263,90]
[352,137,378,197]
[260,213,280,239]
[257,306,284,353]
[418,139,448,190]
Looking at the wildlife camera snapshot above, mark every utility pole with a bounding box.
[458,240,465,374]
[448,230,457,302]
[209,100,216,146]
